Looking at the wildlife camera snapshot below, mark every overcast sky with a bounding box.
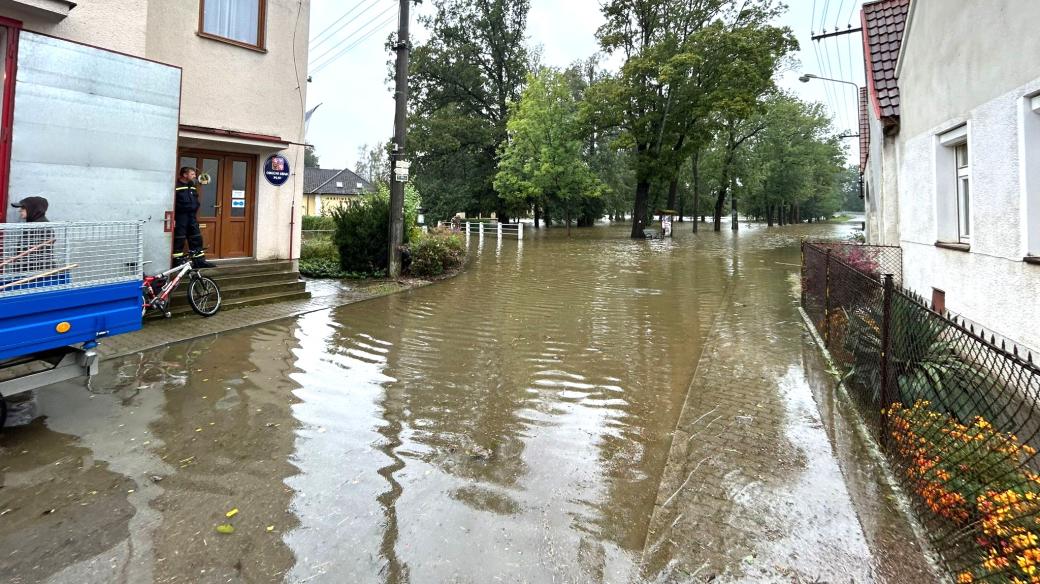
[304,0,866,171]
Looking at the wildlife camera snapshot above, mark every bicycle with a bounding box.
[142,253,222,318]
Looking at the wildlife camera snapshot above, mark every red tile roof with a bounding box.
[861,0,910,124]
[859,87,870,171]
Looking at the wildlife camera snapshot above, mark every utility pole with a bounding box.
[387,0,411,279]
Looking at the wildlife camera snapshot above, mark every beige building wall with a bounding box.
[5,0,310,262]
[3,1,149,55]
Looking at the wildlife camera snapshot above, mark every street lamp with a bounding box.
[799,73,859,91]
[800,72,866,203]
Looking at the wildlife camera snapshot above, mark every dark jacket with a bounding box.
[9,197,55,274]
[175,180,201,215]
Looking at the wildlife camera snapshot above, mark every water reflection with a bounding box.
[0,222,863,583]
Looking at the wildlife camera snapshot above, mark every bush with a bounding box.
[407,228,465,277]
[300,237,338,262]
[302,215,335,231]
[331,192,417,275]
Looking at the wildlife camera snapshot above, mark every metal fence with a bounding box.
[802,241,1040,583]
[0,222,142,299]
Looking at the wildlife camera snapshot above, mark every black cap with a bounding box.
[11,196,48,209]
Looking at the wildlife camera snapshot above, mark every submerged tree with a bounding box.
[593,0,795,236]
[495,69,604,234]
[408,0,531,224]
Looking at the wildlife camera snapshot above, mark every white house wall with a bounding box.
[897,77,1040,352]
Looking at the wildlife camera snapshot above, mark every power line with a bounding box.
[311,0,383,51]
[310,0,373,46]
[819,0,831,31]
[833,0,847,29]
[311,13,397,74]
[309,3,396,66]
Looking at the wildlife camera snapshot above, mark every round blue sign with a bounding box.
[264,154,291,186]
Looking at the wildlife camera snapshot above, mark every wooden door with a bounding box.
[177,151,256,259]
[219,156,255,258]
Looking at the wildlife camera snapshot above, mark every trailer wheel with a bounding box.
[0,395,7,429]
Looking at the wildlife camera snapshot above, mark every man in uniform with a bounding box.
[174,167,215,268]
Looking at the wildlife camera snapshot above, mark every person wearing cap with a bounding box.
[8,196,56,275]
[173,166,215,268]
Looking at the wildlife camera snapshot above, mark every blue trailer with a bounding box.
[0,222,144,424]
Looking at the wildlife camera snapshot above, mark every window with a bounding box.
[955,143,971,243]
[335,181,343,188]
[936,125,970,246]
[200,0,266,49]
[1026,96,1040,258]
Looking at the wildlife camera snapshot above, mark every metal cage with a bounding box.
[0,222,143,299]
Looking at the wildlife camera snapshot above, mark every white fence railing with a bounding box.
[439,221,525,240]
[0,222,143,299]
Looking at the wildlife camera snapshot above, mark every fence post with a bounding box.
[800,242,806,307]
[824,249,833,346]
[880,273,895,442]
[466,222,471,235]
[497,222,503,238]
[518,223,524,240]
[479,222,485,236]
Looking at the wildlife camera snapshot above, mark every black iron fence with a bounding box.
[802,242,1040,584]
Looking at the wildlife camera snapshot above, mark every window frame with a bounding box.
[936,124,971,247]
[197,0,267,52]
[955,143,971,243]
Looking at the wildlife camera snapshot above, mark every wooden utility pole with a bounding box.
[387,0,411,279]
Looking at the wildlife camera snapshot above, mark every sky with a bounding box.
[304,0,867,171]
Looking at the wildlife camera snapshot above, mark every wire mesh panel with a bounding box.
[801,242,1040,583]
[810,240,903,286]
[0,222,143,299]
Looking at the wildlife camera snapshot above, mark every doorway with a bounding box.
[178,151,256,259]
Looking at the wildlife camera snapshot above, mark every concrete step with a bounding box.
[167,280,306,307]
[150,288,313,319]
[198,260,295,277]
[207,270,300,288]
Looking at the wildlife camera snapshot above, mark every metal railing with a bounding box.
[802,241,1040,583]
[439,221,525,240]
[0,222,142,299]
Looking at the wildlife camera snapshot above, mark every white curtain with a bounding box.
[204,0,260,45]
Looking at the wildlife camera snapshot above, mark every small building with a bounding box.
[860,0,1040,351]
[303,168,374,216]
[0,0,311,266]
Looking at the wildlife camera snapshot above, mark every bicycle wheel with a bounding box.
[187,276,222,317]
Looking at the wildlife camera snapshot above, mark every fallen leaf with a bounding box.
[266,525,275,532]
[225,508,239,518]
[216,524,235,534]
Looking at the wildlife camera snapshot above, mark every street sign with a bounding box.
[395,171,409,183]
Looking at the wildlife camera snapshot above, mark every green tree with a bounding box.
[409,0,531,224]
[495,69,603,235]
[739,94,846,225]
[355,142,389,187]
[304,146,320,168]
[594,0,796,236]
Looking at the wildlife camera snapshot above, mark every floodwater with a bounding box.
[0,222,924,583]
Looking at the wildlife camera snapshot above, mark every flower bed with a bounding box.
[888,401,1040,583]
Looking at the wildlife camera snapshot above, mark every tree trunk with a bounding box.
[691,151,700,234]
[767,205,774,227]
[667,178,679,213]
[534,202,541,228]
[631,179,651,238]
[730,180,739,232]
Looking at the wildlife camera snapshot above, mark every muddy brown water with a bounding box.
[0,222,862,583]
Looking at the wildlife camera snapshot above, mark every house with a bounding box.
[303,167,374,216]
[860,0,1040,351]
[0,0,310,267]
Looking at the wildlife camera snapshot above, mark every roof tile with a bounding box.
[862,0,910,121]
